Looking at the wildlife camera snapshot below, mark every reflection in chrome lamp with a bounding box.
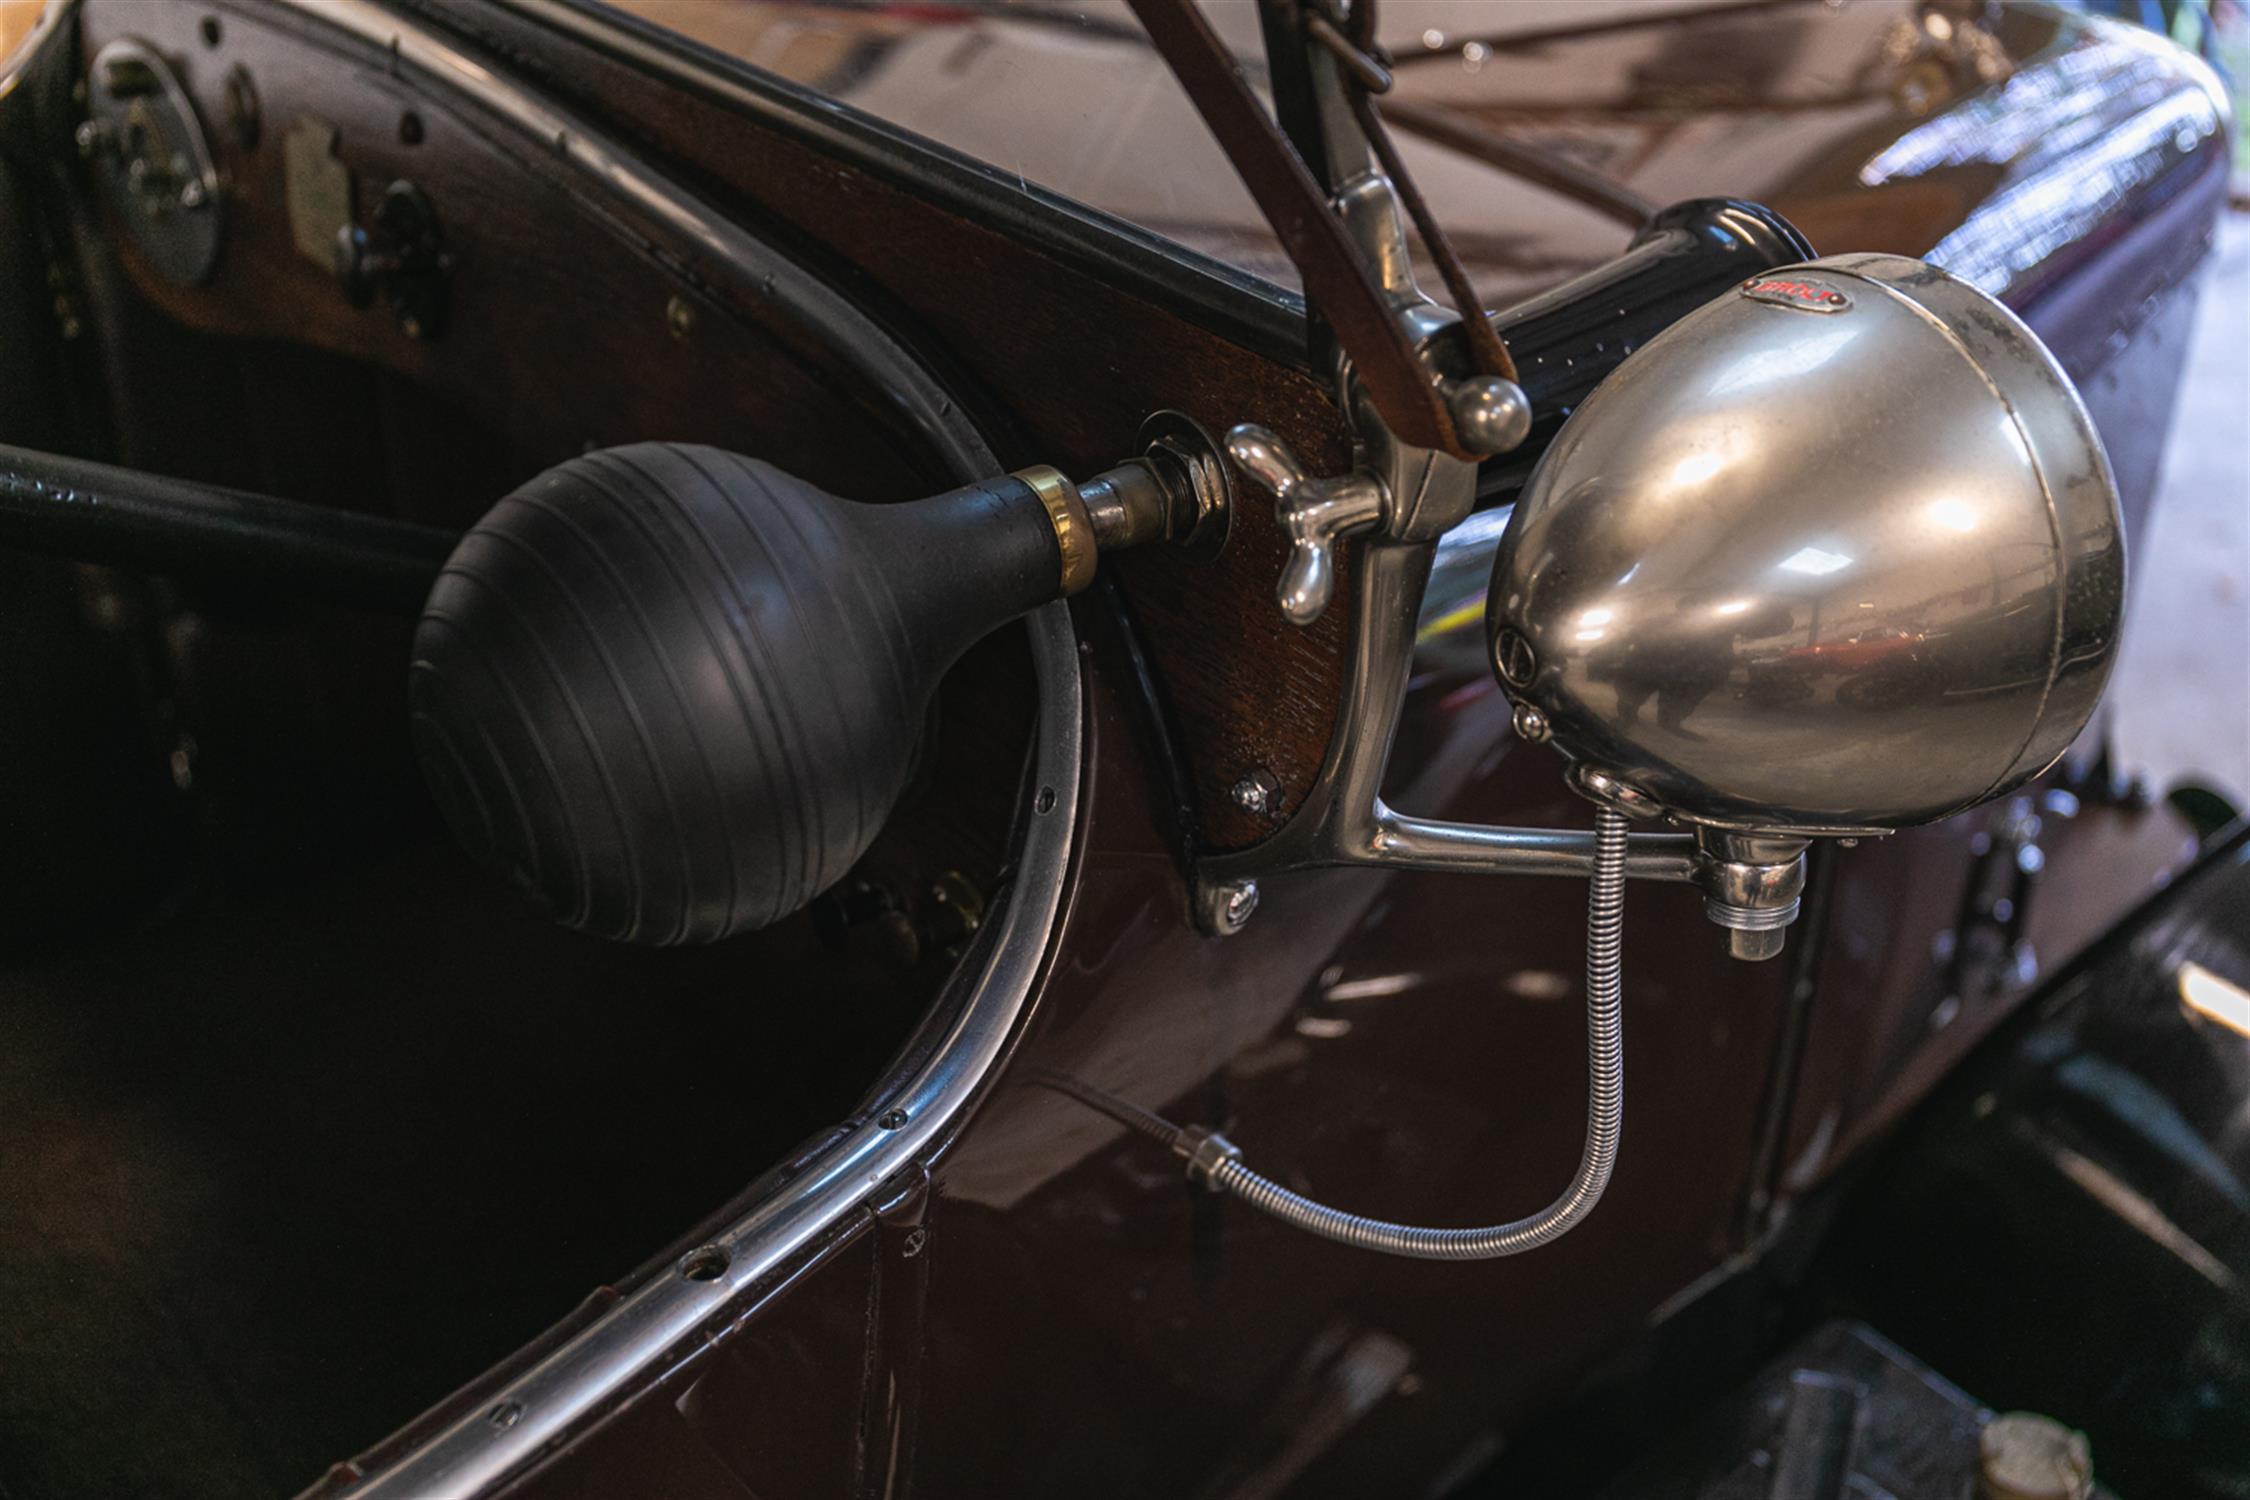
[1669,450,1727,488]
[1926,496,1981,534]
[1706,323,1855,398]
[1859,23,2223,296]
[1778,545,1853,576]
[2180,961,2250,1039]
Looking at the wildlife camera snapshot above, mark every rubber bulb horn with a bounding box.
[412,423,1227,945]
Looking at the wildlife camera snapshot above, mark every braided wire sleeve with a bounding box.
[1202,805,1630,1260]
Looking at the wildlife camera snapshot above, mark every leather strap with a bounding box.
[1126,0,1472,457]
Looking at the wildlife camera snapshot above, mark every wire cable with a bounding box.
[1032,805,1631,1259]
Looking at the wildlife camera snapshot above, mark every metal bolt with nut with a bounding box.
[1230,769,1279,817]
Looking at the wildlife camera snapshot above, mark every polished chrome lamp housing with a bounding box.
[1488,253,2124,838]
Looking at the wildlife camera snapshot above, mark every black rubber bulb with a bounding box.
[409,442,1069,944]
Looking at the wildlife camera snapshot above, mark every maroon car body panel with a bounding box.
[254,3,2228,1494]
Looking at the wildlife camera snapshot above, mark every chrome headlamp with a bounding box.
[1489,254,2123,839]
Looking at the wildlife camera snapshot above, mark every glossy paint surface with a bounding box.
[33,0,2213,1493]
[1385,1,2233,309]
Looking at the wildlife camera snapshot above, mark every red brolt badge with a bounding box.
[1739,275,1853,313]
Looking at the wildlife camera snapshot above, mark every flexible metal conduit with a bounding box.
[1209,805,1627,1257]
[1043,805,1629,1260]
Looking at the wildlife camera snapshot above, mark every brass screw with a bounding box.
[665,294,695,342]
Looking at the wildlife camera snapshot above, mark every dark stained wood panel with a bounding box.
[77,0,933,510]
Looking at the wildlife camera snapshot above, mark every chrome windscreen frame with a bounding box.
[340,607,1078,1500]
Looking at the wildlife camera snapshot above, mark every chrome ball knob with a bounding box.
[1487,254,2124,834]
[1448,375,1533,457]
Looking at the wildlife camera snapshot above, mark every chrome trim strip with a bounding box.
[237,3,1082,1492]
[345,610,1077,1499]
